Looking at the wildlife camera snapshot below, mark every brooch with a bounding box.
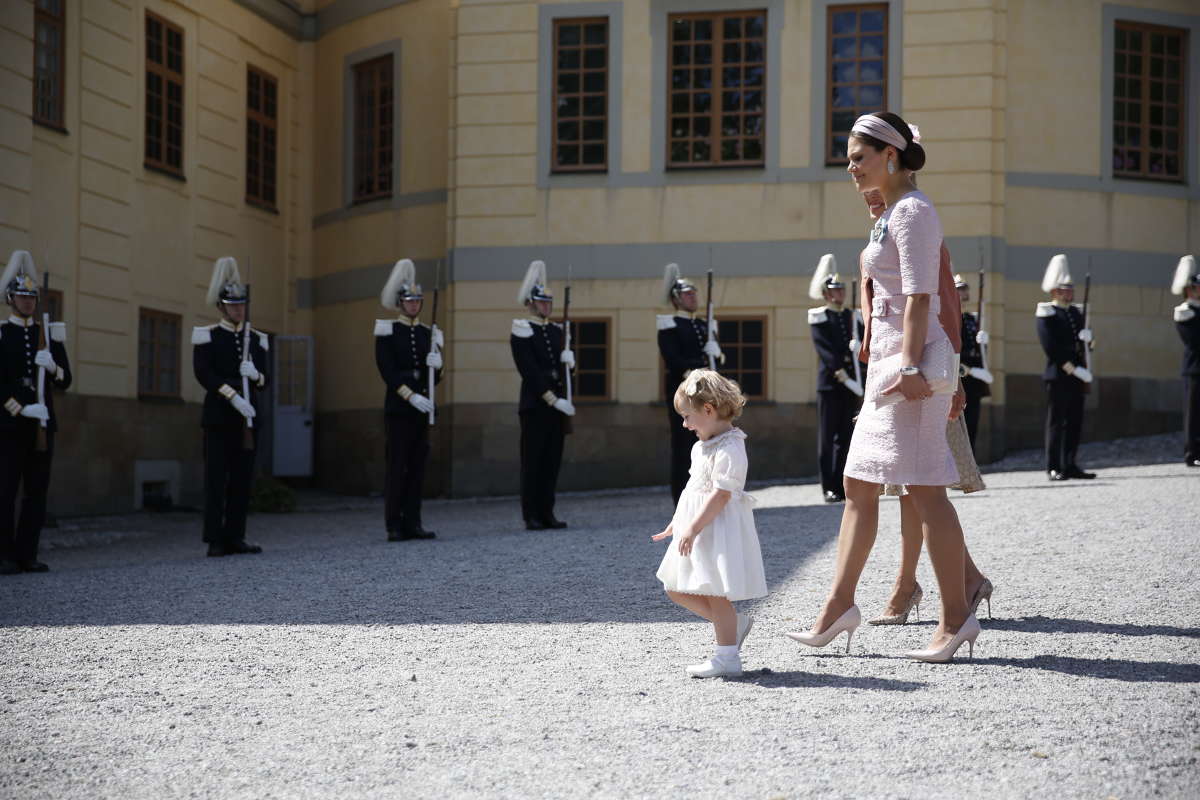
[870,216,888,244]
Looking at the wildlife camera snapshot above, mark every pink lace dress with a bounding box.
[843,191,959,487]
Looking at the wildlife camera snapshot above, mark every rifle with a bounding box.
[705,269,716,371]
[1081,270,1092,374]
[35,271,50,452]
[850,278,863,388]
[241,284,254,450]
[977,266,988,372]
[561,272,573,435]
[427,263,440,426]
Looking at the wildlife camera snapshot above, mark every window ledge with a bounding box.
[138,394,185,405]
[144,163,187,183]
[245,199,280,215]
[32,118,69,136]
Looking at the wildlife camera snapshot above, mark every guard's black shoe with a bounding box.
[1048,470,1069,481]
[18,560,49,573]
[404,527,437,540]
[207,544,227,557]
[0,559,22,575]
[1065,466,1096,480]
[823,490,845,503]
[525,519,547,531]
[387,530,405,542]
[542,516,568,529]
[227,540,263,555]
[1185,458,1199,468]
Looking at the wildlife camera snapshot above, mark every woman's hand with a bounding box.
[675,525,699,556]
[650,524,673,542]
[882,371,932,402]
[949,383,966,420]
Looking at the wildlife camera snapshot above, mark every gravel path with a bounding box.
[2,434,1198,799]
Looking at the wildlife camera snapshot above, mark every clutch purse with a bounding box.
[865,338,959,407]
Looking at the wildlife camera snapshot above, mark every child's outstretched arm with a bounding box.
[674,489,731,556]
[650,522,674,542]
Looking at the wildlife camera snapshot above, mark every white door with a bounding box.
[273,335,314,476]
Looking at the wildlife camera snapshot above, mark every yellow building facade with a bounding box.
[2,0,1195,513]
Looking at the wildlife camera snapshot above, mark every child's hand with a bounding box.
[650,524,673,542]
[676,526,698,556]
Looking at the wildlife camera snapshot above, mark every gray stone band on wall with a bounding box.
[234,0,418,41]
[296,259,444,310]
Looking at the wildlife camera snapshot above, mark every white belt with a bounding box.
[872,294,941,317]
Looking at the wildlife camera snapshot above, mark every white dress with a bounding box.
[656,428,768,602]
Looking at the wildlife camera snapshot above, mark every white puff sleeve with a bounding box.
[711,440,749,497]
[891,195,942,297]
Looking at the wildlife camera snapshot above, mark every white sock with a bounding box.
[715,645,738,659]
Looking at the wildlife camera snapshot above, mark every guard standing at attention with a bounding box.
[808,254,863,503]
[1036,254,1096,482]
[955,273,993,452]
[192,257,270,557]
[657,263,722,505]
[1171,254,1200,467]
[375,258,442,540]
[511,260,575,530]
[0,251,71,575]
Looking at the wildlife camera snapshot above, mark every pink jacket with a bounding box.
[858,242,962,364]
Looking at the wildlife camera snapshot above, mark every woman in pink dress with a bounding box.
[786,112,980,662]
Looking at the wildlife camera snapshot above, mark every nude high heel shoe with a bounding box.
[904,615,981,663]
[785,605,861,653]
[868,582,923,626]
[969,579,994,619]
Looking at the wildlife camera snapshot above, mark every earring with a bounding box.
[887,160,896,175]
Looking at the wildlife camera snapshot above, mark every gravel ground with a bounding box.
[1,433,1198,799]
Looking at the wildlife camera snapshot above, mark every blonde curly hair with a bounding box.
[673,369,747,421]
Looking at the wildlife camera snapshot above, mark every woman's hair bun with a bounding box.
[901,141,925,172]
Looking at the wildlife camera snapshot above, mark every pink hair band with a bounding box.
[850,115,908,151]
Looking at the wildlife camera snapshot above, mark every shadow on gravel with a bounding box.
[977,655,1200,683]
[735,668,924,692]
[984,615,1200,639]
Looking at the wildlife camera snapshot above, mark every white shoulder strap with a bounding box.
[1035,302,1055,318]
[511,318,533,338]
[191,325,214,345]
[374,319,394,337]
[48,321,67,343]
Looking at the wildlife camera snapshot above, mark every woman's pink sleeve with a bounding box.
[891,197,942,296]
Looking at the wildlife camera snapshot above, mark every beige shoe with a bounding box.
[784,605,860,653]
[868,582,923,626]
[969,578,994,619]
[904,615,981,663]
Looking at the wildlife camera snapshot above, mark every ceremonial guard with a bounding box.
[955,273,993,451]
[192,258,269,557]
[375,259,441,540]
[1036,254,1096,481]
[1172,255,1200,467]
[510,260,575,530]
[657,263,722,505]
[808,254,863,503]
[0,252,70,575]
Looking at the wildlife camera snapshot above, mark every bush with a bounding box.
[250,475,296,513]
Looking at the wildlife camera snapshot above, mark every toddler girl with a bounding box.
[652,369,768,677]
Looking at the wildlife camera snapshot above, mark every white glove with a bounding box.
[560,349,576,368]
[703,339,722,359]
[426,350,443,369]
[1072,366,1094,384]
[552,398,576,417]
[19,403,49,422]
[432,325,445,348]
[230,394,257,419]
[849,339,860,354]
[1077,328,1093,343]
[407,392,434,414]
[239,360,261,382]
[975,330,990,346]
[967,367,994,384]
[34,349,57,372]
[844,379,864,397]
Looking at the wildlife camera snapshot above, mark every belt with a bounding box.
[871,294,941,317]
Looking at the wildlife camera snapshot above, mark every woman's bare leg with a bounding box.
[906,485,970,646]
[811,476,881,633]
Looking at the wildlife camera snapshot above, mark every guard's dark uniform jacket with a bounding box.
[959,311,991,450]
[810,305,863,497]
[1036,301,1089,475]
[192,320,270,546]
[0,315,71,565]
[375,317,443,535]
[1175,300,1200,464]
[511,317,568,526]
[657,312,710,505]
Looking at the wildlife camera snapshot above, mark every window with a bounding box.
[568,319,611,400]
[716,316,766,399]
[553,18,608,172]
[668,10,767,168]
[138,308,181,398]
[1113,21,1187,182]
[145,12,185,176]
[352,55,394,202]
[33,0,65,129]
[41,289,63,322]
[827,4,888,164]
[246,66,278,210]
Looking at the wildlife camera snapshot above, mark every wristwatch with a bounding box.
[899,365,921,376]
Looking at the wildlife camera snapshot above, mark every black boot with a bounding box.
[1064,466,1096,479]
[541,515,568,530]
[525,518,547,531]
[206,543,227,557]
[18,560,49,573]
[1048,470,1069,481]
[227,540,263,554]
[402,524,436,541]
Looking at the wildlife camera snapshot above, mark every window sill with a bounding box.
[350,194,393,209]
[245,199,280,215]
[144,163,187,183]
[32,118,69,136]
[138,394,185,405]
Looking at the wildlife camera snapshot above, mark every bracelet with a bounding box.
[899,365,921,377]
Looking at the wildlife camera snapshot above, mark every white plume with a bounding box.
[206,257,243,306]
[517,259,548,306]
[1041,254,1072,293]
[380,258,416,310]
[809,253,838,301]
[1172,254,1197,296]
[1,250,37,293]
[661,263,682,305]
